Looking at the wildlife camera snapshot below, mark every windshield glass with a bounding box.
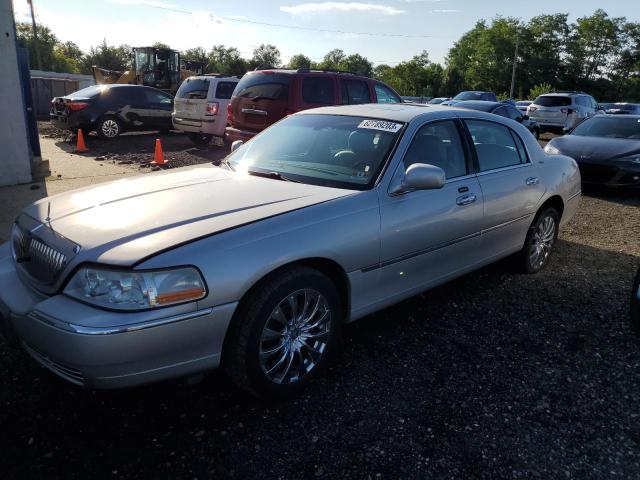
[454,92,485,101]
[533,95,571,107]
[227,114,404,190]
[572,116,640,140]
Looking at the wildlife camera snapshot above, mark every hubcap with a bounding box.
[101,119,119,138]
[259,288,331,385]
[529,215,556,270]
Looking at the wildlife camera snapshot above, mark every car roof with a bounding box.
[453,100,503,112]
[186,75,240,81]
[601,114,640,118]
[298,103,466,123]
[249,68,372,80]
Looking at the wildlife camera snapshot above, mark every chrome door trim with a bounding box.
[241,108,268,116]
[475,162,532,177]
[481,213,533,234]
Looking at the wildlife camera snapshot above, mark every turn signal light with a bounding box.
[206,102,219,116]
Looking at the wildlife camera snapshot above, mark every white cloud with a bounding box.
[430,9,461,13]
[111,0,182,10]
[280,2,405,16]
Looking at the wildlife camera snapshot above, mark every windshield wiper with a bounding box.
[219,158,235,171]
[247,169,301,183]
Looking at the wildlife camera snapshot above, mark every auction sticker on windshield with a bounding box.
[358,119,403,133]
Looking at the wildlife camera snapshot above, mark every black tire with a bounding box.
[518,207,559,274]
[96,116,121,139]
[223,266,342,399]
[631,266,640,333]
[188,132,213,147]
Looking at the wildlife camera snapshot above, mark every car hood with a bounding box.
[551,135,640,163]
[23,166,355,265]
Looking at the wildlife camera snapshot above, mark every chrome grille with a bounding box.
[11,223,29,260]
[12,222,70,285]
[28,238,67,274]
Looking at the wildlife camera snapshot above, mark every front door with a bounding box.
[377,120,484,304]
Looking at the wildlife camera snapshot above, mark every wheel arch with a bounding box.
[537,194,565,221]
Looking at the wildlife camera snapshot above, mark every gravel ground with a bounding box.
[39,121,229,169]
[1,131,640,479]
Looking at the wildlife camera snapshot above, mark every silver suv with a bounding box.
[527,92,599,134]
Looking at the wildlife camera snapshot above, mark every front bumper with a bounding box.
[0,242,237,389]
[577,162,640,189]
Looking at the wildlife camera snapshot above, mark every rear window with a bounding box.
[68,85,104,99]
[302,77,335,104]
[176,78,210,99]
[233,72,291,100]
[533,95,572,107]
[215,81,237,100]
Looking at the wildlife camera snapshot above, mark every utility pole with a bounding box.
[509,31,519,99]
[27,0,42,70]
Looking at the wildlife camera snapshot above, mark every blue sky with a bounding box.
[12,0,640,65]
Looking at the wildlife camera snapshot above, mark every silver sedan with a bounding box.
[0,104,581,398]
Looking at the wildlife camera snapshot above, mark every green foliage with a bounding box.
[287,54,312,70]
[250,44,281,69]
[528,83,553,100]
[82,40,132,73]
[206,46,248,75]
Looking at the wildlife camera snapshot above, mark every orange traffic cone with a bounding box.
[75,129,88,153]
[153,138,166,166]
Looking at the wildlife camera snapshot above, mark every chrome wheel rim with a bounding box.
[529,215,556,270]
[259,288,331,385]
[101,119,119,138]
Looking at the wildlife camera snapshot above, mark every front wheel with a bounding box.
[518,207,559,274]
[223,266,342,399]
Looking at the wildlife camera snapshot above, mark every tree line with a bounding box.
[16,9,640,101]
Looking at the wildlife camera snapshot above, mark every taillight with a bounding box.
[561,108,574,114]
[66,101,89,111]
[227,101,234,123]
[206,101,219,116]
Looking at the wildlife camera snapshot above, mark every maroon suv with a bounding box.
[225,69,402,144]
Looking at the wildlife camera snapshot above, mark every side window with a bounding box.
[374,83,401,104]
[403,120,467,180]
[215,82,236,100]
[144,89,172,104]
[302,77,335,104]
[505,107,523,121]
[465,120,525,172]
[589,97,598,109]
[492,106,508,118]
[341,80,371,105]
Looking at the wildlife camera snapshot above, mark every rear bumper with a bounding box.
[49,112,91,132]
[172,114,226,136]
[225,126,258,144]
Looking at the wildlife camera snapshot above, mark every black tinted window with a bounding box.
[341,80,371,105]
[404,121,467,179]
[534,95,572,107]
[215,81,237,100]
[466,120,525,171]
[302,77,335,104]
[572,117,640,139]
[176,78,210,99]
[234,72,291,100]
[144,89,172,104]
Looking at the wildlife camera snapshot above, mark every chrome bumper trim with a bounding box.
[28,308,214,336]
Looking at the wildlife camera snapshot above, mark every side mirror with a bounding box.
[231,140,244,152]
[562,127,572,135]
[390,163,446,195]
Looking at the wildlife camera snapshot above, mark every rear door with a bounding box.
[463,119,545,258]
[174,77,210,124]
[230,72,291,132]
[297,75,337,110]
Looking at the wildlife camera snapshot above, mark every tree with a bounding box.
[183,47,208,64]
[82,40,132,72]
[207,45,248,75]
[288,54,312,70]
[342,54,373,76]
[319,49,346,70]
[250,44,281,69]
[15,22,80,72]
[528,82,553,100]
[151,42,171,50]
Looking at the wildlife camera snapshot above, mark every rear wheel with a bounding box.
[96,116,121,139]
[518,207,559,274]
[224,266,342,399]
[188,132,213,147]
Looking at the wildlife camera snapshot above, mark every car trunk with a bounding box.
[173,78,210,125]
[230,72,291,133]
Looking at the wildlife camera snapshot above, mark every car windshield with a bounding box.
[227,114,404,190]
[571,116,640,140]
[533,95,572,107]
[454,92,485,101]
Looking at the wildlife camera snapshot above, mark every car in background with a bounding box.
[428,97,452,105]
[441,91,498,106]
[544,114,640,188]
[225,69,402,144]
[632,265,640,332]
[516,100,532,112]
[455,100,541,138]
[50,84,174,139]
[527,92,598,134]
[172,75,240,146]
[1,104,580,398]
[599,103,640,115]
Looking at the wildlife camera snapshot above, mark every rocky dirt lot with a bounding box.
[0,128,639,479]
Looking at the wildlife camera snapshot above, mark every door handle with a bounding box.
[526,177,540,186]
[456,194,477,206]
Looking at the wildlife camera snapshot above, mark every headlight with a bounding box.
[618,156,640,164]
[64,266,206,310]
[544,143,560,155]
